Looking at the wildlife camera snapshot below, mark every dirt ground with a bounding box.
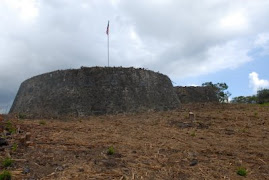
[0,103,269,180]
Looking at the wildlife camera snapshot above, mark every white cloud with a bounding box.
[220,11,248,31]
[249,72,269,93]
[188,84,199,87]
[255,33,269,46]
[254,33,269,55]
[2,0,39,22]
[158,39,253,79]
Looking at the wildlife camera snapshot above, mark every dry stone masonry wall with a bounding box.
[10,67,180,118]
[174,86,218,104]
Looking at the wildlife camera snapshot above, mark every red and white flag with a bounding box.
[106,21,109,35]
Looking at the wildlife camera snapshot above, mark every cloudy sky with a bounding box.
[1,0,269,112]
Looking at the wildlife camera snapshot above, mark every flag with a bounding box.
[106,21,109,35]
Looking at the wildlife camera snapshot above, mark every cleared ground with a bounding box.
[1,103,269,179]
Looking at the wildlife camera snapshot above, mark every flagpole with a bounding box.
[108,29,109,67]
[106,20,109,67]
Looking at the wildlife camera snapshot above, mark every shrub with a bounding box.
[2,158,13,168]
[39,120,46,125]
[190,132,196,137]
[0,170,11,180]
[237,167,247,177]
[11,143,18,151]
[260,102,269,106]
[5,121,16,134]
[107,146,115,155]
[18,113,26,119]
[254,112,258,117]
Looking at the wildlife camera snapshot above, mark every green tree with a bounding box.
[202,82,231,103]
[231,95,257,104]
[257,89,269,104]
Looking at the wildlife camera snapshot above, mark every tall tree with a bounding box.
[202,82,231,103]
[257,89,269,104]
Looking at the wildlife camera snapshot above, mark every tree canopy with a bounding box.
[230,96,257,104]
[257,89,269,104]
[231,88,269,104]
[202,82,231,103]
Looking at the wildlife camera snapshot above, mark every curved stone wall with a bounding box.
[174,86,218,104]
[10,67,180,118]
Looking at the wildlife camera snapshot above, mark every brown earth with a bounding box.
[0,103,269,180]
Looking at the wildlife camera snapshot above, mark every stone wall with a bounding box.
[174,86,218,104]
[10,67,180,118]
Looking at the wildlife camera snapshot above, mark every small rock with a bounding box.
[23,167,30,174]
[0,138,8,146]
[62,164,69,168]
[26,132,31,141]
[55,166,64,171]
[78,167,84,172]
[25,141,33,146]
[189,112,195,123]
[190,159,198,166]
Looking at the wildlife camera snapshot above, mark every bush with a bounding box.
[11,143,18,151]
[237,167,247,177]
[0,170,11,180]
[39,120,46,125]
[5,121,16,134]
[18,113,26,119]
[2,158,13,168]
[260,102,269,106]
[107,146,115,155]
[190,131,196,137]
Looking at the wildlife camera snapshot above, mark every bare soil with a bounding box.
[1,103,269,180]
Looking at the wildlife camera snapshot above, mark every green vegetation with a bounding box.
[39,120,46,125]
[257,89,269,104]
[237,167,247,177]
[18,113,26,119]
[202,82,231,103]
[107,146,115,155]
[5,121,16,134]
[231,95,257,104]
[190,131,196,137]
[239,127,248,133]
[11,143,18,151]
[232,88,269,105]
[260,102,269,106]
[254,112,258,117]
[2,158,13,168]
[0,170,11,180]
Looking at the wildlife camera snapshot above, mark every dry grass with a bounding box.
[1,103,269,179]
